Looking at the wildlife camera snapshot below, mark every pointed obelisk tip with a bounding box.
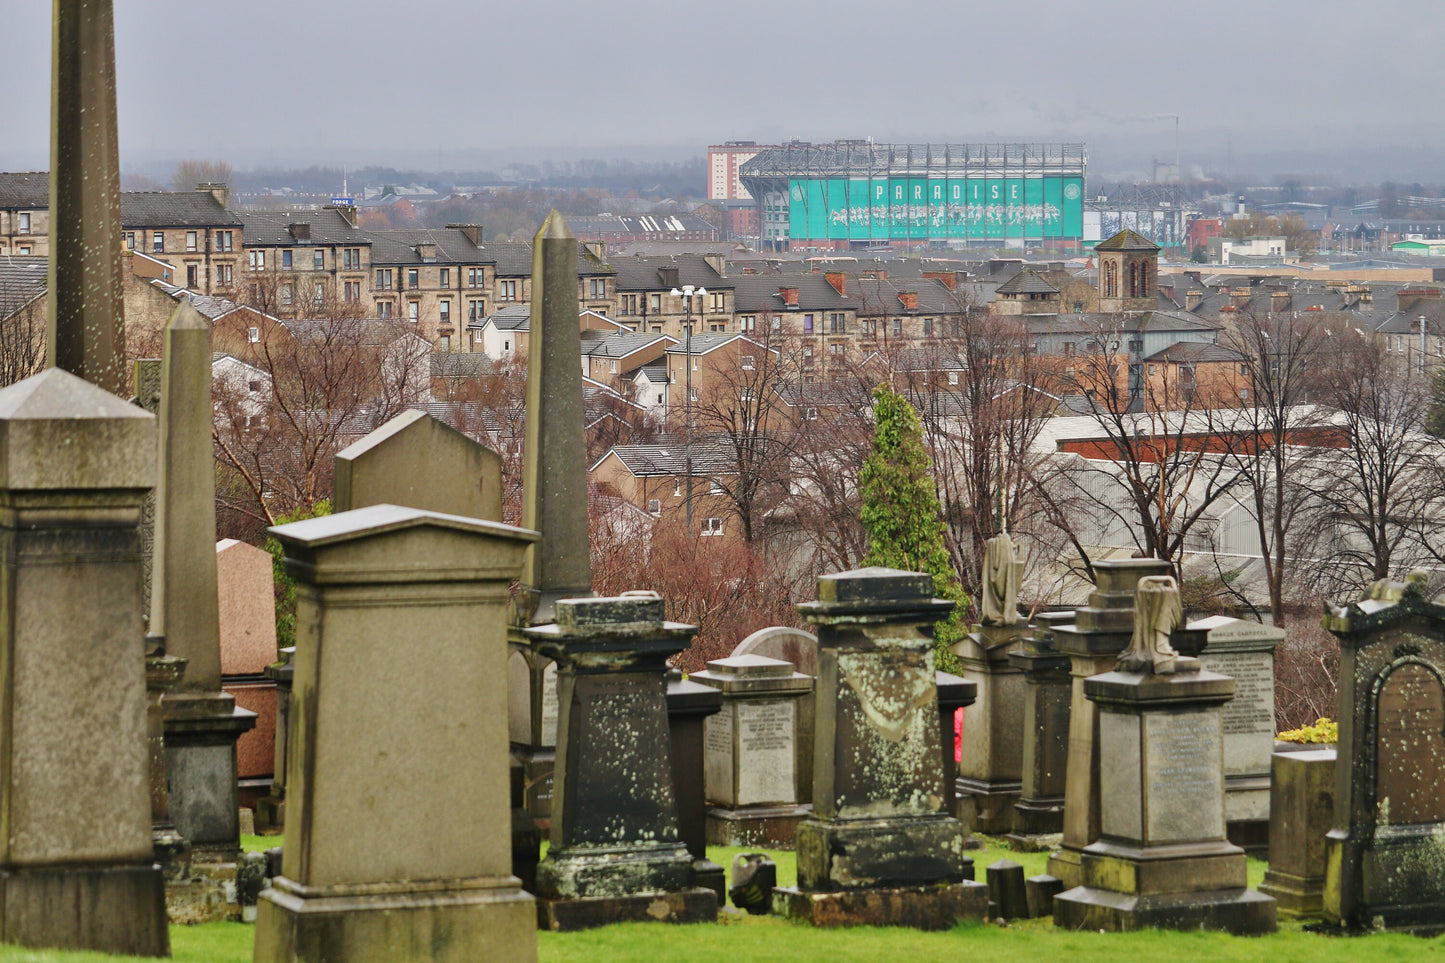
[166,298,210,332]
[536,209,574,242]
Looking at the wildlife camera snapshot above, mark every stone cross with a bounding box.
[154,302,255,862]
[0,369,167,955]
[48,0,126,395]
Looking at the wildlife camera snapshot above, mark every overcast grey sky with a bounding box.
[2,0,1440,180]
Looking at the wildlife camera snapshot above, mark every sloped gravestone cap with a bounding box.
[798,567,955,620]
[1323,569,1445,636]
[554,591,667,632]
[703,654,797,679]
[0,367,155,491]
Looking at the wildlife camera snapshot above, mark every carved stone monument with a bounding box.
[665,670,725,901]
[693,654,813,847]
[1258,747,1335,919]
[333,409,503,520]
[1007,611,1073,845]
[0,370,168,955]
[773,568,988,929]
[526,593,717,931]
[954,533,1029,832]
[254,505,539,963]
[731,626,818,809]
[1047,558,1171,888]
[1053,575,1276,934]
[1321,572,1445,932]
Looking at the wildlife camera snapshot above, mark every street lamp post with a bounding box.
[671,283,706,530]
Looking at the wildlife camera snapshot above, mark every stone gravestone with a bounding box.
[732,626,818,810]
[1007,611,1074,846]
[525,593,717,930]
[1321,571,1445,931]
[773,568,988,929]
[1053,575,1276,933]
[1258,747,1335,919]
[1176,615,1283,852]
[254,505,539,963]
[955,533,1029,832]
[155,303,256,865]
[1046,558,1171,888]
[692,655,813,847]
[333,408,503,520]
[0,369,167,955]
[217,539,281,803]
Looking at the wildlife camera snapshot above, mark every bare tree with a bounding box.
[0,279,46,387]
[172,159,234,192]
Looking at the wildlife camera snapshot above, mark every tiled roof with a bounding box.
[608,255,728,292]
[430,352,494,379]
[730,274,850,312]
[121,191,240,227]
[1144,342,1245,364]
[996,268,1060,296]
[599,442,738,476]
[580,332,676,359]
[1094,228,1160,252]
[0,173,48,209]
[368,227,491,266]
[481,240,612,278]
[852,277,964,315]
[149,280,248,321]
[233,209,364,246]
[663,333,757,355]
[0,256,46,316]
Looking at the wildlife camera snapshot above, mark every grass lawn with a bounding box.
[1,837,1439,962]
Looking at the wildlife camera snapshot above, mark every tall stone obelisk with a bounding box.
[48,0,126,395]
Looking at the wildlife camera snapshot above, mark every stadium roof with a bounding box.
[739,142,1086,180]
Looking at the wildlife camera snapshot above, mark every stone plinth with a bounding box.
[255,647,293,833]
[954,623,1028,833]
[526,593,717,931]
[1259,748,1335,919]
[1321,574,1445,932]
[1047,559,1171,888]
[773,568,987,930]
[665,669,725,899]
[1007,612,1073,845]
[0,369,167,956]
[254,505,539,963]
[1053,668,1276,934]
[1177,615,1283,853]
[693,654,813,848]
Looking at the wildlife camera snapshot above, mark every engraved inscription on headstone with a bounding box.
[736,700,795,806]
[1375,663,1445,826]
[1144,709,1224,843]
[704,712,734,804]
[1203,651,1274,737]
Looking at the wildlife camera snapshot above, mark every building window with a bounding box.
[344,281,361,302]
[468,267,483,288]
[185,230,197,252]
[803,314,815,334]
[407,268,419,288]
[649,293,661,313]
[376,300,392,318]
[948,371,960,385]
[376,269,393,290]
[313,281,325,305]
[830,313,847,333]
[18,213,29,233]
[408,301,419,322]
[249,250,266,270]
[709,323,726,332]
[688,387,698,401]
[739,315,755,332]
[621,294,638,315]
[805,407,819,420]
[312,249,324,270]
[344,248,363,270]
[710,478,726,494]
[701,517,724,536]
[923,318,934,337]
[504,340,512,352]
[216,264,233,287]
[439,301,451,324]
[439,267,450,287]
[247,326,260,343]
[18,245,30,255]
[709,292,725,311]
[468,299,485,320]
[647,498,661,515]
[500,280,518,301]
[186,265,199,288]
[741,354,755,370]
[215,230,233,251]
[281,249,292,268]
[123,231,136,250]
[589,278,607,298]
[829,343,844,357]
[771,317,782,332]
[152,232,164,253]
[281,282,294,306]
[892,318,903,336]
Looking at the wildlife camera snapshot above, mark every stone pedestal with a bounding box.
[693,654,813,848]
[773,568,988,930]
[1176,615,1283,854]
[1259,748,1334,919]
[526,594,717,931]
[1321,574,1445,932]
[1007,613,1073,846]
[954,623,1028,834]
[146,647,190,881]
[254,505,539,963]
[256,647,294,832]
[1054,667,1276,934]
[935,670,976,835]
[508,650,559,821]
[0,369,168,956]
[1047,559,1171,888]
[665,669,725,899]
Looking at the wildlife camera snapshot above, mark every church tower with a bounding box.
[1095,228,1160,314]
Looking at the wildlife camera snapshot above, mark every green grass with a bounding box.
[0,839,1432,962]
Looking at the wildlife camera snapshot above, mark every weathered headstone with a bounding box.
[666,669,726,900]
[1176,615,1283,852]
[0,369,167,955]
[333,408,503,520]
[986,860,1028,920]
[1046,558,1171,888]
[954,534,1029,832]
[731,626,818,809]
[1007,611,1073,845]
[1053,575,1276,933]
[526,593,717,930]
[217,539,280,676]
[511,211,593,822]
[693,654,813,847]
[254,505,539,962]
[1321,572,1445,931]
[773,568,988,929]
[1258,747,1335,919]
[155,303,256,864]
